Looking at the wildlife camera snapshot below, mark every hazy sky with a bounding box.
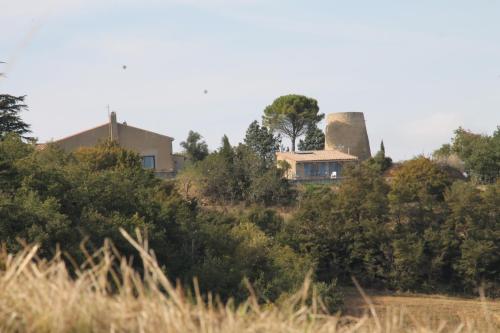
[1,0,499,160]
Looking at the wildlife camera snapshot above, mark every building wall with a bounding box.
[53,113,175,174]
[117,124,174,173]
[54,124,110,152]
[324,112,371,161]
[173,154,187,172]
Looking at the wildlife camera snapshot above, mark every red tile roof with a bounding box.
[276,150,358,162]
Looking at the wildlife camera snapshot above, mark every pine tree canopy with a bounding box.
[0,94,32,140]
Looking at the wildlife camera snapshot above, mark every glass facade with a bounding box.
[301,161,341,178]
[141,156,156,169]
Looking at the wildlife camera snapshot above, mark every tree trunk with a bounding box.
[291,136,296,152]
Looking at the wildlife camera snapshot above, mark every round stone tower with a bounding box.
[324,112,371,160]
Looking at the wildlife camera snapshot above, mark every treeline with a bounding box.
[179,127,500,296]
[285,158,499,296]
[3,134,497,301]
[0,93,499,306]
[178,123,294,206]
[0,136,320,303]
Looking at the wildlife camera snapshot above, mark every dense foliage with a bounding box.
[0,137,309,303]
[0,105,498,304]
[179,133,294,206]
[285,157,500,296]
[434,127,500,183]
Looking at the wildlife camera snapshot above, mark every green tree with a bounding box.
[0,134,34,191]
[244,120,281,168]
[446,182,500,295]
[248,167,295,205]
[0,94,32,140]
[389,157,451,226]
[433,143,452,159]
[366,140,392,173]
[457,128,500,183]
[285,165,392,287]
[298,124,325,151]
[436,127,499,183]
[388,157,452,290]
[180,130,209,162]
[263,95,324,152]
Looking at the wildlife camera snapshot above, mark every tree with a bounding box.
[433,143,452,159]
[298,124,325,151]
[387,157,452,290]
[366,140,392,173]
[244,120,281,168]
[263,95,324,152]
[434,127,500,183]
[0,94,32,140]
[180,130,209,162]
[389,157,451,226]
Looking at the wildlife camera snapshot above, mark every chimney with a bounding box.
[109,112,119,142]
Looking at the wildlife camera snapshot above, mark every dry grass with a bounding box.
[0,229,498,333]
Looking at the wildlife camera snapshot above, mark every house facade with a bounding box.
[48,112,183,177]
[276,150,358,182]
[276,111,370,182]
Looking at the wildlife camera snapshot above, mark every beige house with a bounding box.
[276,150,358,182]
[276,111,371,182]
[47,112,183,177]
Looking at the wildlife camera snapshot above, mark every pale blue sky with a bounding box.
[1,0,499,160]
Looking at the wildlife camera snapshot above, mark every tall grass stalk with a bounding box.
[0,228,497,332]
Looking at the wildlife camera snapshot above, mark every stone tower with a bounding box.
[324,112,371,161]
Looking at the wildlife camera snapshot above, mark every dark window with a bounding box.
[141,156,155,169]
[303,161,342,178]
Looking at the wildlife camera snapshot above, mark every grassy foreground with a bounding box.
[0,230,498,333]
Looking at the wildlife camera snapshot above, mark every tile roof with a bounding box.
[36,143,47,151]
[276,149,358,162]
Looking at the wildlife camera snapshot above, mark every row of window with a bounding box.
[302,162,342,178]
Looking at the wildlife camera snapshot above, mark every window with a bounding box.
[319,163,327,176]
[328,162,341,177]
[141,156,156,169]
[302,161,342,178]
[304,163,311,176]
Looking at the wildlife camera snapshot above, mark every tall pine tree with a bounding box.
[0,94,32,140]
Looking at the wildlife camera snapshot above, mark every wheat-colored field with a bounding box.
[0,229,498,333]
[345,290,500,332]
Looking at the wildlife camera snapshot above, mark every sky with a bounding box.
[1,0,499,160]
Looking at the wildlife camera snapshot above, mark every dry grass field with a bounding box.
[0,229,498,333]
[345,289,500,332]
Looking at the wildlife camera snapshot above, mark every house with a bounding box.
[276,111,371,182]
[276,150,358,182]
[46,112,184,177]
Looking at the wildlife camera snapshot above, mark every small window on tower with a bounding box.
[141,156,155,169]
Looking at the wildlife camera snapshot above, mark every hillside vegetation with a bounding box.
[0,95,499,331]
[1,229,498,333]
[1,133,499,302]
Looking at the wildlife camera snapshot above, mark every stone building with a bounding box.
[277,111,370,182]
[46,112,183,177]
[325,112,371,161]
